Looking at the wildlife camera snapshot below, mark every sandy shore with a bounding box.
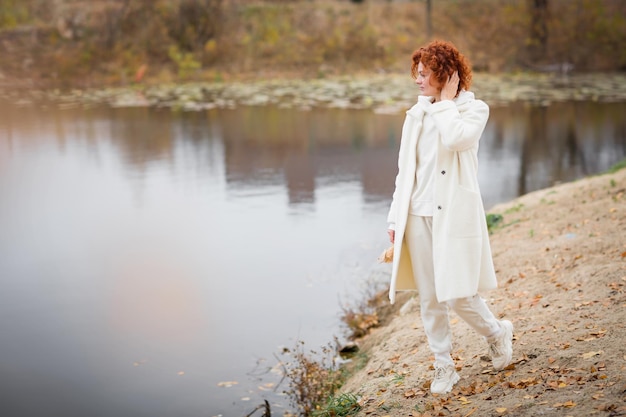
[340,166,626,416]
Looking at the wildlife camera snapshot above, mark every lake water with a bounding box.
[0,100,625,416]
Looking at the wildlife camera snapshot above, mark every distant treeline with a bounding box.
[1,0,625,87]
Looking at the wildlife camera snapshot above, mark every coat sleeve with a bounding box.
[427,99,489,152]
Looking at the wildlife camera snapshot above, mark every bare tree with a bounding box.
[528,0,548,62]
[425,0,432,39]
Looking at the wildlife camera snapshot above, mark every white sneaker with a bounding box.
[430,362,459,394]
[488,320,514,370]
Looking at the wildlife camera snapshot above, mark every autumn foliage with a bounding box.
[1,0,626,88]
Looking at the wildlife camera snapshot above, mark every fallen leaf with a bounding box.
[582,350,604,359]
[496,408,507,414]
[464,408,478,416]
[554,400,577,408]
[217,381,238,387]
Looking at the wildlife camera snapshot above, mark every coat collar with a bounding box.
[406,90,475,119]
[453,90,475,106]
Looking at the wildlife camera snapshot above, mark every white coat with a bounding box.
[387,90,497,304]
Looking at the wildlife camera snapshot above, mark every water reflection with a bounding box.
[480,101,626,208]
[6,102,621,213]
[217,107,400,209]
[0,100,625,416]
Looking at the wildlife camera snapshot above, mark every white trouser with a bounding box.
[405,215,500,357]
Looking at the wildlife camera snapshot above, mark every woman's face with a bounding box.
[415,62,440,98]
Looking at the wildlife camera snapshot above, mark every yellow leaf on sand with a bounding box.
[554,401,577,408]
[496,408,507,414]
[582,350,604,359]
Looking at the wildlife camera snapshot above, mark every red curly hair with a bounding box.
[411,40,472,97]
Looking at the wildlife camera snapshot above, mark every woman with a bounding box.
[386,40,514,395]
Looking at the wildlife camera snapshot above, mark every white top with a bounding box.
[409,104,437,216]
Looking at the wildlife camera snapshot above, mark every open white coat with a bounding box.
[387,91,497,304]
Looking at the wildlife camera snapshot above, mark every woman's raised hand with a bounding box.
[440,71,460,101]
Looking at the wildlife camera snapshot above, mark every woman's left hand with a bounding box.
[440,71,459,101]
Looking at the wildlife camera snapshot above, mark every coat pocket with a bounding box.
[449,186,482,238]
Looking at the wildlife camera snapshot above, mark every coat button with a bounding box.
[441,170,446,175]
[437,205,442,210]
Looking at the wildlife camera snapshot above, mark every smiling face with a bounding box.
[415,62,441,99]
